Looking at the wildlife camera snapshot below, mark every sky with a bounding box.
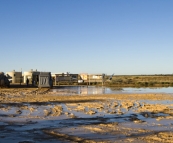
[0,0,173,75]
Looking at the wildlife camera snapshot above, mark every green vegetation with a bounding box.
[104,75,173,87]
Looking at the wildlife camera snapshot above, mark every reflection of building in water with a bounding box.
[102,87,106,94]
[91,87,103,94]
[79,87,88,95]
[51,87,116,95]
[79,87,105,95]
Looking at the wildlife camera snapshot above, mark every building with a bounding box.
[6,70,22,83]
[38,72,53,88]
[79,73,103,83]
[54,72,79,85]
[23,69,40,84]
[88,74,103,84]
[79,73,88,81]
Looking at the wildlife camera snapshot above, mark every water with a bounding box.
[51,86,173,95]
[123,87,173,94]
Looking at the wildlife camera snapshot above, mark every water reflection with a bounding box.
[51,86,173,95]
[51,86,116,95]
[123,87,173,94]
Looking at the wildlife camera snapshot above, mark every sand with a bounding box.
[0,88,173,142]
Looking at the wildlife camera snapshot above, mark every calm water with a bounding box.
[51,86,173,95]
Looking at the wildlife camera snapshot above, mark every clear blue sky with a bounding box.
[0,0,173,75]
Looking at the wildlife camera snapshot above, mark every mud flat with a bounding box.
[0,88,173,142]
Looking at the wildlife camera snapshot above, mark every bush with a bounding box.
[148,82,154,86]
[144,82,148,86]
[140,82,145,86]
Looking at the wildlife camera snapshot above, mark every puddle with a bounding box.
[1,88,173,142]
[51,86,173,95]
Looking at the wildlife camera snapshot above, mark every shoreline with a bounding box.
[2,83,173,89]
[0,88,173,142]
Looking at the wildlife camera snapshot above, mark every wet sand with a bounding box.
[0,88,173,142]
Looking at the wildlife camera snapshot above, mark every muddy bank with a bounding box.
[0,88,173,142]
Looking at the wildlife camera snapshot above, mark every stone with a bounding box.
[0,72,10,87]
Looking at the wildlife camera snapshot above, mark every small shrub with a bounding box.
[145,82,148,86]
[148,82,154,86]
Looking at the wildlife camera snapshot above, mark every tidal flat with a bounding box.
[0,88,173,143]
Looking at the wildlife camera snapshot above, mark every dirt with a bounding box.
[0,88,173,142]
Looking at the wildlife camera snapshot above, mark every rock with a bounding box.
[0,72,10,87]
[16,110,22,114]
[69,113,76,118]
[87,110,96,115]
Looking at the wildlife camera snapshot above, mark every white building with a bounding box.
[23,69,40,84]
[6,70,22,83]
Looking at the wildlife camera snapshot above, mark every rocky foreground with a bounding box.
[0,88,173,142]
